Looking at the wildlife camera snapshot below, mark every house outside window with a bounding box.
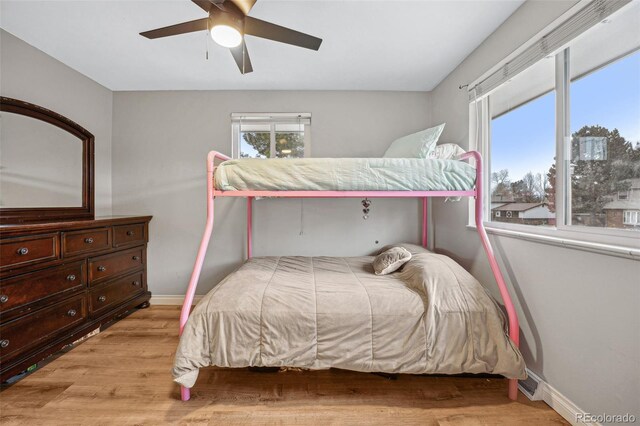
[469,0,640,249]
[231,113,311,159]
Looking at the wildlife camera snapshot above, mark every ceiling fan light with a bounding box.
[210,24,243,48]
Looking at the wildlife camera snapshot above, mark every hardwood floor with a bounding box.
[0,306,567,425]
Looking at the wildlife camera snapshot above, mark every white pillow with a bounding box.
[375,243,430,256]
[383,123,445,158]
[429,143,466,160]
[372,247,412,275]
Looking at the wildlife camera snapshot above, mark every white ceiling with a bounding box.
[0,0,524,91]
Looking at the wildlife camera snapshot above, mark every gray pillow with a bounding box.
[372,247,412,275]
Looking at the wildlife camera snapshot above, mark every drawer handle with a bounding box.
[0,295,8,304]
[98,296,106,302]
[67,309,77,317]
[0,339,9,348]
[67,274,76,282]
[126,231,135,236]
[97,266,106,272]
[132,280,140,286]
[16,247,29,256]
[84,237,94,244]
[132,256,140,261]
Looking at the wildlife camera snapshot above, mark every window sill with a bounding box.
[466,223,640,260]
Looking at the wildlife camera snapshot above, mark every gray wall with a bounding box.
[0,30,113,214]
[429,0,640,418]
[112,91,431,295]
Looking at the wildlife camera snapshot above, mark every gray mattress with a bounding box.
[173,248,526,388]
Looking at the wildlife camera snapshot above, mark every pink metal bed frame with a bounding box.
[179,150,520,401]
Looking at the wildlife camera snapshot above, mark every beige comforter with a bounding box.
[173,252,526,387]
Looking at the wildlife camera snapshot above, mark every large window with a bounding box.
[475,1,639,240]
[231,113,311,159]
[489,57,556,227]
[569,49,640,230]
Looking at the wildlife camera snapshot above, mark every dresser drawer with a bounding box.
[0,295,86,361]
[0,234,59,271]
[62,227,111,257]
[89,247,144,285]
[113,223,145,248]
[89,271,144,316]
[0,262,86,314]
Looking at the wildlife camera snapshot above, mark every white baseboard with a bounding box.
[539,382,599,426]
[520,368,598,426]
[150,295,204,305]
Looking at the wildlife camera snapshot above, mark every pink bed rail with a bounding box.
[178,150,520,402]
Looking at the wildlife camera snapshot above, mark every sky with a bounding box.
[491,50,640,183]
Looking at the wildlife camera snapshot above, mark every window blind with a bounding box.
[231,113,311,125]
[468,0,631,101]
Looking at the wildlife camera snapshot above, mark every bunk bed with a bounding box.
[175,150,524,401]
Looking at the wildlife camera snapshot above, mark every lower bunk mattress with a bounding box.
[213,157,476,191]
[173,246,526,387]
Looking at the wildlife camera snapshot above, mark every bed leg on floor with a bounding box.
[508,379,518,400]
[181,386,190,401]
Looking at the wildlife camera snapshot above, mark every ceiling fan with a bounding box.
[140,0,323,74]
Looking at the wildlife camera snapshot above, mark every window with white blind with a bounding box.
[469,0,640,248]
[231,113,311,159]
[623,210,639,226]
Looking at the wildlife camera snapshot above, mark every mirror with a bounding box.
[0,97,94,223]
[1,112,83,207]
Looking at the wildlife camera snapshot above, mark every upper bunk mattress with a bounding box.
[214,158,476,191]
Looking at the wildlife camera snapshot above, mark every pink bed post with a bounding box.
[247,197,253,259]
[179,151,230,401]
[422,197,428,248]
[462,151,520,401]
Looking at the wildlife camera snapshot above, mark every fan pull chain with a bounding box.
[205,21,210,60]
[299,199,304,235]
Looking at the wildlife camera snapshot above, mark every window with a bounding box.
[624,211,640,226]
[569,45,640,229]
[471,0,640,242]
[495,211,501,217]
[231,113,311,159]
[489,57,556,227]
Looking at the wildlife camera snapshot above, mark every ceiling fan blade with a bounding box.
[191,0,213,12]
[140,18,209,39]
[230,41,253,74]
[192,0,228,12]
[229,0,257,16]
[244,17,322,51]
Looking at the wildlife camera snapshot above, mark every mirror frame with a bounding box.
[0,97,95,224]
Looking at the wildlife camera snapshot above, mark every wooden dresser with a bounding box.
[0,216,152,381]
